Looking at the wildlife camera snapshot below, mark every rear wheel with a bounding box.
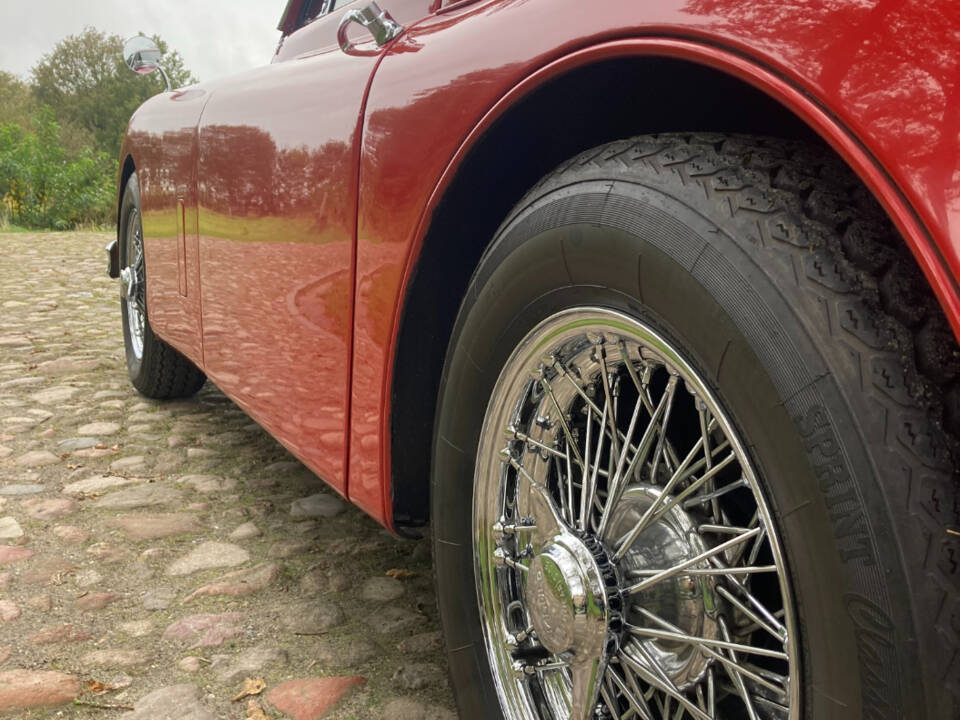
[118,175,206,399]
[432,134,959,720]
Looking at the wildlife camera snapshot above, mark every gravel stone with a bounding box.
[110,455,148,472]
[143,587,177,610]
[94,484,184,509]
[75,592,121,611]
[126,684,215,720]
[281,600,345,634]
[315,637,380,668]
[392,662,446,691]
[290,492,346,518]
[73,568,102,587]
[178,656,203,672]
[166,541,250,576]
[15,450,59,467]
[110,512,203,539]
[21,556,75,584]
[30,386,79,404]
[52,524,89,543]
[119,619,154,637]
[37,357,101,374]
[25,594,52,611]
[0,669,80,712]
[28,624,91,645]
[22,496,78,519]
[361,576,405,602]
[0,600,20,622]
[268,540,313,558]
[397,630,443,654]
[62,474,140,495]
[0,545,32,566]
[183,561,278,602]
[210,646,288,683]
[266,676,365,720]
[162,612,245,649]
[0,484,45,496]
[56,436,99,450]
[0,516,23,539]
[77,421,121,435]
[228,520,261,539]
[177,474,237,493]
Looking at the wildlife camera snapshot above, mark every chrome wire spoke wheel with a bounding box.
[474,308,799,720]
[120,206,146,360]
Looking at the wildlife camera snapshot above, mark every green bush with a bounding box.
[0,107,115,230]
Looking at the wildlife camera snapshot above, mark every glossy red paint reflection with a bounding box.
[123,0,960,529]
[350,0,960,523]
[123,88,207,368]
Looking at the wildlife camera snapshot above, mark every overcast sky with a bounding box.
[0,1,283,84]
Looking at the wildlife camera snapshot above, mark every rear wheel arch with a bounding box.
[388,45,958,531]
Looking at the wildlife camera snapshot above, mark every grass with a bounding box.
[0,211,114,234]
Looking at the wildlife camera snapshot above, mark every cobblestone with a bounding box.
[0,232,453,718]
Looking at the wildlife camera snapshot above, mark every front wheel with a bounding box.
[432,134,959,720]
[118,175,206,399]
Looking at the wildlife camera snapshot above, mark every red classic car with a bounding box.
[108,2,959,719]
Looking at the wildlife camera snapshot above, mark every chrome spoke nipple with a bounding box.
[492,547,529,573]
[515,626,535,643]
[535,415,553,430]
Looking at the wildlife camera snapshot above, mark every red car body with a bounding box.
[118,0,960,531]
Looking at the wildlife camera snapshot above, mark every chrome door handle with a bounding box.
[338,2,403,55]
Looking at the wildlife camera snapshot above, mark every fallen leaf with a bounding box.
[245,698,269,720]
[83,679,115,695]
[94,444,107,450]
[232,677,266,702]
[386,568,418,579]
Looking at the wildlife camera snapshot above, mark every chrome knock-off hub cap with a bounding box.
[474,308,798,720]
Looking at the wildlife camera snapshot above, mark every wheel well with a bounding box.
[390,55,869,528]
[117,155,136,231]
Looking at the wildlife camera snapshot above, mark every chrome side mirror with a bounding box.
[123,35,171,91]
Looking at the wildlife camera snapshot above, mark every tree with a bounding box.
[0,107,115,229]
[31,27,196,159]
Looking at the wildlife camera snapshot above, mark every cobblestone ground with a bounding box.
[0,232,457,719]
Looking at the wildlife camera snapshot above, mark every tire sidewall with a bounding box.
[433,180,919,720]
[118,175,154,387]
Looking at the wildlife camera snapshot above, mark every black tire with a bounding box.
[432,134,959,720]
[118,176,206,399]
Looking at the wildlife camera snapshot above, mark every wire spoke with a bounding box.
[634,608,787,696]
[624,526,761,595]
[605,666,654,720]
[619,647,712,720]
[476,314,796,720]
[626,622,788,661]
[598,376,676,537]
